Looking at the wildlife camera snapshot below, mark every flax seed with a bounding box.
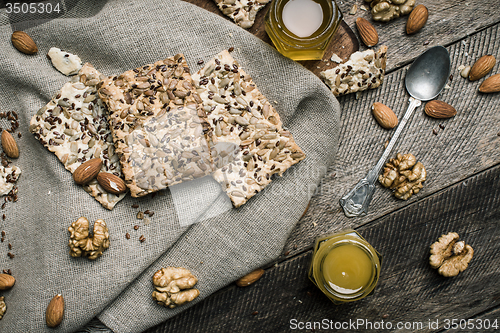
[134,225,139,230]
[125,233,130,239]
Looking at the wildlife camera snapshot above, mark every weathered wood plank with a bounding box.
[282,22,500,257]
[147,163,500,333]
[182,0,360,76]
[183,0,500,72]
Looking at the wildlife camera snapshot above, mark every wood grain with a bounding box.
[141,2,500,333]
[147,163,500,333]
[182,0,359,76]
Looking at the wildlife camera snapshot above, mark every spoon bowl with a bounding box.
[405,46,451,101]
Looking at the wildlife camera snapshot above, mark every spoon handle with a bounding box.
[339,97,422,217]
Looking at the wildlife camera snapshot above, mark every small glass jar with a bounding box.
[308,230,382,303]
[265,0,342,61]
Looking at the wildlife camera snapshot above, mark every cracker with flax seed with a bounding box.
[192,50,306,207]
[29,63,126,210]
[98,54,213,197]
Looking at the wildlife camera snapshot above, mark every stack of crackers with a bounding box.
[30,51,305,209]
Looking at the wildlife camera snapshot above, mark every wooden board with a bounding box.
[147,163,500,333]
[182,0,359,76]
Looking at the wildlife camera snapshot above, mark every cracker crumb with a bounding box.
[360,5,368,10]
[330,53,343,63]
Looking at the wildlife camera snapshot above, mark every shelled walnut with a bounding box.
[68,217,110,260]
[378,153,426,200]
[152,267,200,309]
[429,232,474,277]
[365,0,415,22]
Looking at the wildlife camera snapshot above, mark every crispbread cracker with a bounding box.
[29,63,126,210]
[192,50,306,207]
[321,45,388,96]
[214,0,271,28]
[98,54,213,197]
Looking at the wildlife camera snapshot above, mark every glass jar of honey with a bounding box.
[308,230,382,303]
[265,0,342,61]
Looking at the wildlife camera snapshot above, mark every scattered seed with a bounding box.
[2,269,12,275]
[449,74,453,82]
[1,231,5,237]
[284,251,290,256]
[439,124,445,129]
[139,235,145,242]
[137,211,144,219]
[197,60,204,65]
[8,243,12,250]
[382,314,389,319]
[252,311,258,316]
[125,233,130,239]
[132,204,139,208]
[2,214,4,220]
[7,252,14,259]
[144,209,150,215]
[293,244,297,250]
[17,133,21,138]
[148,211,154,217]
[423,40,430,45]
[134,225,139,230]
[433,129,438,135]
[228,47,234,52]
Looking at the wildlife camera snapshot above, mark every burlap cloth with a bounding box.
[0,0,340,332]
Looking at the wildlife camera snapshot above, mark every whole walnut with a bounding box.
[152,267,200,309]
[379,153,426,200]
[68,217,110,260]
[365,0,415,22]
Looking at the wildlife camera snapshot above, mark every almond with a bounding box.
[372,102,398,129]
[1,130,19,159]
[406,4,428,34]
[469,55,496,81]
[0,274,15,291]
[97,172,127,194]
[356,17,378,47]
[11,31,38,55]
[479,73,500,93]
[424,100,457,118]
[73,158,102,185]
[235,268,265,287]
[46,294,64,328]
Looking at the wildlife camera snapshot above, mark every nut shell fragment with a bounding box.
[152,267,200,308]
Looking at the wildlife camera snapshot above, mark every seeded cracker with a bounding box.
[321,45,388,96]
[192,50,306,207]
[214,0,271,29]
[98,54,213,197]
[29,63,126,210]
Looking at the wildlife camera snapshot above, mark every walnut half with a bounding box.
[68,217,110,260]
[378,153,426,200]
[365,0,415,22]
[152,267,200,309]
[429,232,474,277]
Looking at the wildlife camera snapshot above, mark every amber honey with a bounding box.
[309,230,381,303]
[265,0,342,60]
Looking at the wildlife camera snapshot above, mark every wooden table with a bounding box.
[146,1,500,332]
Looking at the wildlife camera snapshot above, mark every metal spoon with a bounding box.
[339,46,451,217]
